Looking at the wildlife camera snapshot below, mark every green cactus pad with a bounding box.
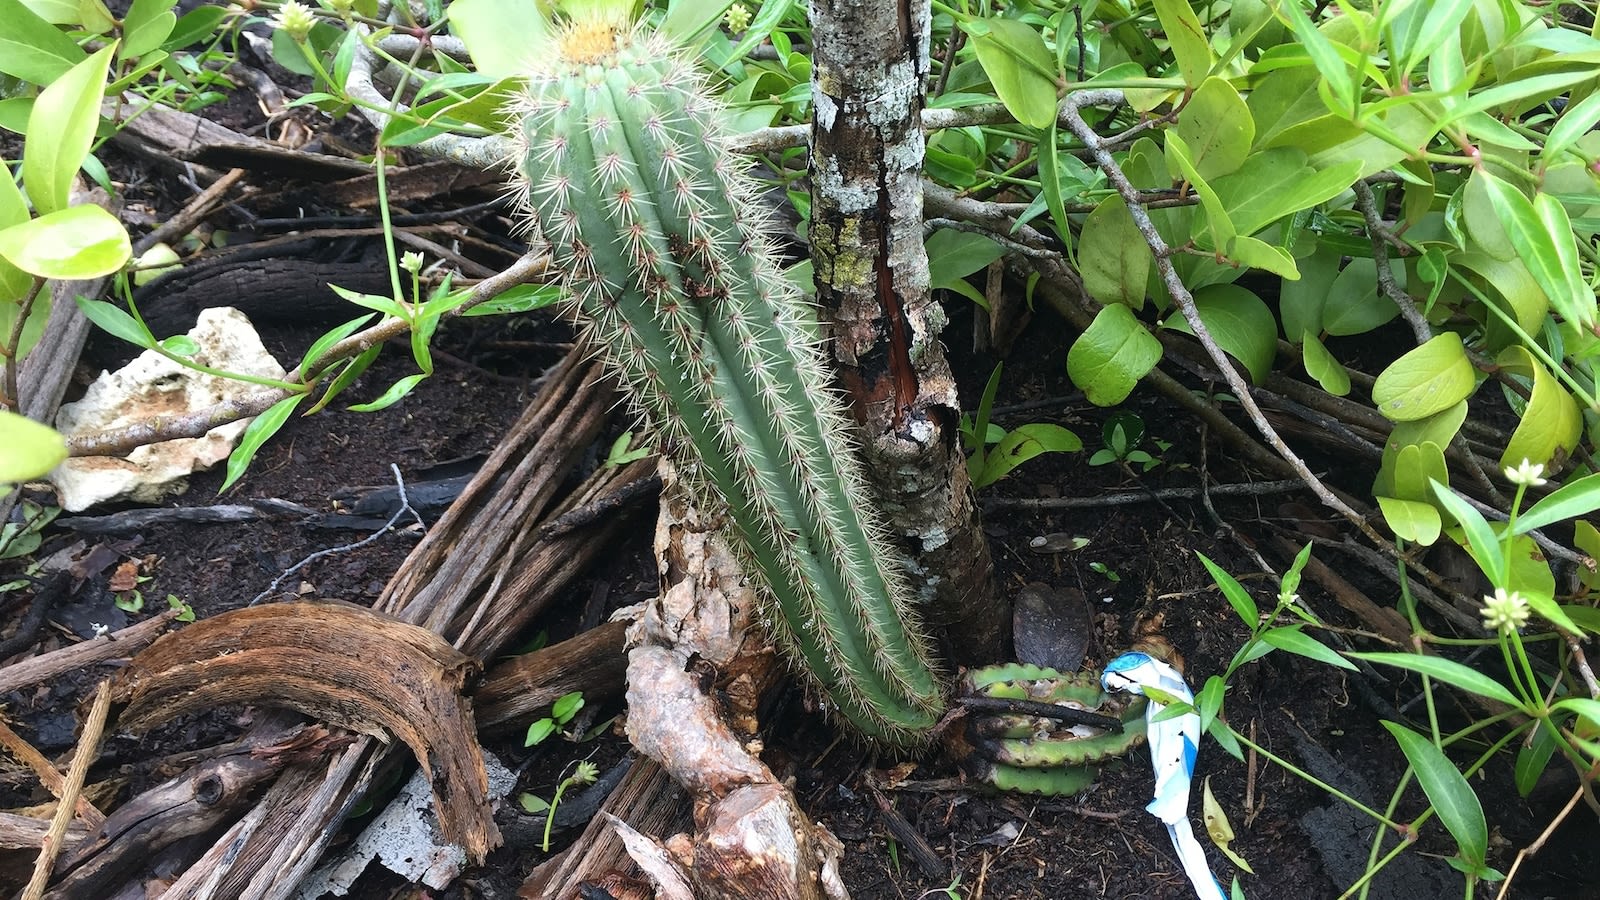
[507,15,945,743]
[962,663,1148,794]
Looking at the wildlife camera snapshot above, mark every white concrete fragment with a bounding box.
[295,753,517,897]
[51,307,287,512]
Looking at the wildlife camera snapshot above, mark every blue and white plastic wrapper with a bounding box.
[1102,652,1229,900]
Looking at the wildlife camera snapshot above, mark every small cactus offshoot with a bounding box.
[506,7,945,744]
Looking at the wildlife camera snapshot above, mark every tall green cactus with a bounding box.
[506,9,945,744]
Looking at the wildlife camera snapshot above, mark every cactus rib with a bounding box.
[508,17,944,743]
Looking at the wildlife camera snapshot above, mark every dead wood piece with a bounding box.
[626,647,770,798]
[0,714,106,828]
[519,758,690,900]
[54,500,315,535]
[29,680,111,900]
[0,608,180,696]
[473,620,629,732]
[111,601,499,862]
[0,814,87,851]
[675,783,850,900]
[45,752,282,899]
[620,475,849,900]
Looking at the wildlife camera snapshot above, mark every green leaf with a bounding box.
[1431,479,1507,588]
[1260,625,1358,670]
[1514,722,1559,797]
[551,691,584,721]
[1176,77,1253,180]
[1152,0,1215,86]
[449,0,550,80]
[926,228,1005,296]
[1515,472,1600,536]
[121,0,177,59]
[973,423,1082,487]
[21,0,79,24]
[1039,122,1074,255]
[1574,521,1600,592]
[1166,132,1236,246]
[1545,90,1600,162]
[1323,258,1403,336]
[220,394,302,493]
[1477,169,1595,329]
[1279,244,1338,339]
[1372,333,1476,422]
[0,171,31,302]
[1215,151,1361,236]
[1377,495,1442,545]
[1495,346,1582,471]
[22,45,115,216]
[1461,169,1516,261]
[298,314,374,375]
[0,289,49,359]
[0,411,67,481]
[0,204,130,279]
[1276,0,1353,113]
[74,296,157,350]
[1079,198,1149,308]
[524,717,557,747]
[1166,284,1276,383]
[1381,721,1488,869]
[0,0,86,84]
[1347,653,1520,706]
[461,282,563,316]
[1066,303,1163,406]
[348,373,428,412]
[1300,331,1350,396]
[965,18,1059,130]
[163,4,227,49]
[1198,551,1257,627]
[1224,234,1298,278]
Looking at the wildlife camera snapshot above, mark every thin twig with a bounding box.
[249,464,421,605]
[1351,180,1430,344]
[1493,781,1591,900]
[22,679,110,900]
[0,718,106,828]
[923,218,1063,260]
[1058,88,1388,548]
[982,479,1306,510]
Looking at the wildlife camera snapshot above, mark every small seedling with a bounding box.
[167,594,195,622]
[1089,561,1121,583]
[1089,411,1162,472]
[517,758,600,852]
[525,691,585,747]
[604,430,652,467]
[961,364,1082,489]
[114,590,145,613]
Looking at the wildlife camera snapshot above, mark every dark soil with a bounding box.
[2,48,1597,900]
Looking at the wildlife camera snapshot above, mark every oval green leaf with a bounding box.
[0,204,130,279]
[1372,333,1476,422]
[1496,346,1582,471]
[22,45,114,217]
[1166,284,1276,383]
[0,410,67,481]
[1080,198,1150,309]
[1177,77,1253,180]
[1067,303,1163,406]
[966,18,1060,130]
[1300,331,1350,396]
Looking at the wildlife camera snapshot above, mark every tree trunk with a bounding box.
[807,0,1007,665]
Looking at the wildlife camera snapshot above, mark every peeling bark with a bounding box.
[618,474,849,900]
[808,0,1006,664]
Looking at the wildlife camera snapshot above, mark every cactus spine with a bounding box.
[507,12,945,743]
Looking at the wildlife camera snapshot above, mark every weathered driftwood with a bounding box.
[109,602,496,859]
[45,348,641,898]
